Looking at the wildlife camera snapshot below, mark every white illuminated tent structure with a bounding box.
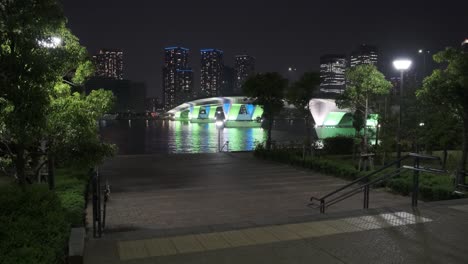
[309,99,378,139]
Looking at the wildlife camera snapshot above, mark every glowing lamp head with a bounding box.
[418,49,423,53]
[38,36,62,48]
[216,120,224,128]
[393,59,412,71]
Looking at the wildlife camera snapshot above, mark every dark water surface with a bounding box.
[100,120,308,155]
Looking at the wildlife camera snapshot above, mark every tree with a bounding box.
[419,103,461,167]
[47,87,116,171]
[0,0,74,185]
[0,0,115,186]
[287,72,320,147]
[43,55,116,189]
[336,64,392,153]
[417,47,468,183]
[244,72,287,150]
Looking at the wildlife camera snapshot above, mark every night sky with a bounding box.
[62,0,468,97]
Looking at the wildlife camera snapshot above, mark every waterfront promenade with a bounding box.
[84,153,468,263]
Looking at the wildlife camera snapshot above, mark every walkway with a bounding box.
[98,153,408,234]
[84,153,468,263]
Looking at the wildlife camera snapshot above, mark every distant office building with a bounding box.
[85,79,146,113]
[175,69,194,106]
[200,49,224,98]
[222,66,236,96]
[389,76,401,96]
[162,47,191,110]
[145,97,161,112]
[319,54,347,94]
[129,82,147,113]
[93,49,124,80]
[462,39,468,52]
[286,66,299,82]
[350,44,378,67]
[389,69,418,96]
[234,55,255,94]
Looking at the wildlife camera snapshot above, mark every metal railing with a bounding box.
[91,168,110,238]
[310,153,446,213]
[455,170,468,193]
[219,141,230,152]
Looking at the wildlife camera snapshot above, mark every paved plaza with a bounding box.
[98,153,409,234]
[84,153,468,263]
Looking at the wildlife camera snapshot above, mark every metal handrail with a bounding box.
[220,141,229,152]
[310,155,409,203]
[325,168,404,208]
[310,152,445,213]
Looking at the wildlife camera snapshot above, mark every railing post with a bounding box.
[412,157,420,207]
[363,185,370,209]
[320,200,325,214]
[92,171,96,238]
[97,169,102,237]
[92,169,102,238]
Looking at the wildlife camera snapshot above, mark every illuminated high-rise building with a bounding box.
[200,49,224,98]
[222,66,236,96]
[175,69,194,106]
[93,49,124,80]
[319,54,347,94]
[350,44,378,67]
[234,55,255,94]
[162,47,190,109]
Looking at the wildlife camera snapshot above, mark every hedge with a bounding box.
[323,136,355,155]
[254,147,461,201]
[254,147,359,181]
[55,168,88,227]
[0,185,69,264]
[0,168,89,264]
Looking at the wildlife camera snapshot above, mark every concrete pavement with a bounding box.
[85,200,468,263]
[97,153,408,234]
[84,153,468,263]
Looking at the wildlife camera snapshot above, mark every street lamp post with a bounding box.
[39,36,63,190]
[375,124,381,147]
[216,120,224,152]
[393,59,412,168]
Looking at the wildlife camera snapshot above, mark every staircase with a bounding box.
[309,153,446,213]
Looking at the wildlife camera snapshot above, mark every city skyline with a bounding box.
[62,0,468,97]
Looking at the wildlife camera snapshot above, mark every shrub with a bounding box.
[254,147,460,202]
[323,136,355,155]
[0,185,69,264]
[386,178,411,196]
[56,168,89,227]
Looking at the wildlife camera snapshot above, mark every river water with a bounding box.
[100,119,309,155]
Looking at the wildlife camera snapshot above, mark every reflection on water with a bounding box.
[100,120,308,155]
